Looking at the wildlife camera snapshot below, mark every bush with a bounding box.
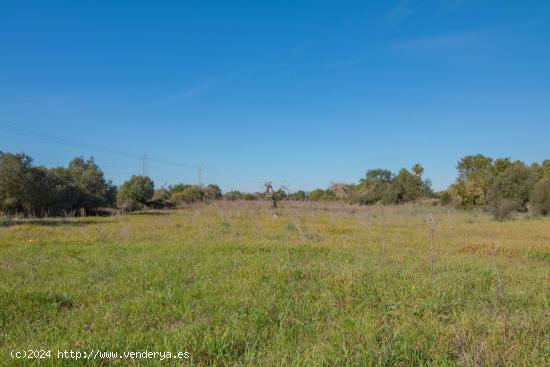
[491,199,520,220]
[171,185,204,204]
[289,190,306,201]
[224,191,243,201]
[438,191,452,206]
[150,188,171,208]
[531,178,550,216]
[487,164,533,219]
[306,189,325,201]
[242,193,257,201]
[117,176,154,209]
[203,184,222,201]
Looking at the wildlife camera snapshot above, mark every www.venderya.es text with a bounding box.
[10,349,190,361]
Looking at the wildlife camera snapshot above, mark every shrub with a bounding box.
[306,189,325,201]
[117,176,155,209]
[242,193,257,201]
[438,191,452,206]
[289,190,306,201]
[531,178,550,216]
[203,184,222,201]
[150,188,171,208]
[171,185,204,204]
[487,164,533,219]
[224,191,243,201]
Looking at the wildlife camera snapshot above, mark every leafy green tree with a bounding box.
[450,154,495,207]
[355,169,394,204]
[0,152,42,214]
[319,190,336,201]
[494,158,512,174]
[224,190,242,201]
[289,190,306,201]
[307,189,325,201]
[393,168,429,203]
[530,178,550,216]
[487,163,533,220]
[117,175,154,209]
[67,157,116,210]
[273,188,288,201]
[203,184,222,201]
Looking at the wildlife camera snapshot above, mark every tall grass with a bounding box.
[0,202,548,366]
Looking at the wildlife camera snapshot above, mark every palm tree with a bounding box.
[412,163,424,177]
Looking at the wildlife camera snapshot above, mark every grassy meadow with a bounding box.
[0,202,549,366]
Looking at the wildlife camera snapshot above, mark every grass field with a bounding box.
[0,202,549,366]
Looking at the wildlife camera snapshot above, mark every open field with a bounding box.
[0,202,549,366]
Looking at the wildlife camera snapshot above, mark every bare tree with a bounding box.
[264,181,288,208]
[264,181,277,208]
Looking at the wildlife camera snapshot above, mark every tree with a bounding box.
[203,184,222,201]
[224,191,243,201]
[288,190,306,201]
[412,163,424,177]
[530,178,550,216]
[171,185,204,204]
[487,163,533,220]
[390,168,430,204]
[307,189,325,201]
[264,181,277,208]
[355,169,394,205]
[169,183,192,195]
[0,152,42,214]
[451,154,495,207]
[67,157,116,211]
[117,175,154,210]
[150,188,171,208]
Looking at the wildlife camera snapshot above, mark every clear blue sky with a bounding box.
[1,1,549,192]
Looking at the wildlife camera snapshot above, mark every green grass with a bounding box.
[0,202,549,366]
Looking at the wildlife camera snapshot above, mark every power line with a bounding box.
[141,154,148,176]
[0,122,265,188]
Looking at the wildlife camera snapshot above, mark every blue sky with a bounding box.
[1,1,549,192]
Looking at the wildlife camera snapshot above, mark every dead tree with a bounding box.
[264,181,277,208]
[264,181,290,208]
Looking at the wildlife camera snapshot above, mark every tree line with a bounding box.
[447,154,550,219]
[0,151,549,219]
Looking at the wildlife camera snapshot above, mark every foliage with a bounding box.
[242,193,258,201]
[170,185,204,204]
[487,163,534,220]
[203,184,222,201]
[531,178,550,216]
[437,191,452,206]
[0,152,40,213]
[412,163,424,177]
[224,190,243,201]
[451,154,495,207]
[0,152,115,215]
[288,190,306,201]
[117,175,155,209]
[150,188,171,208]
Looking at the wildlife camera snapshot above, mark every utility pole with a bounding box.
[197,165,203,187]
[141,155,148,176]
